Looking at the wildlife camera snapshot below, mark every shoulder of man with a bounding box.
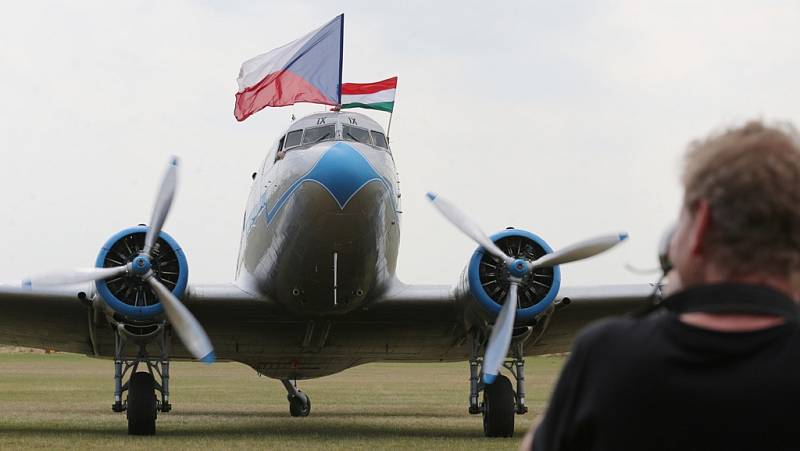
[572,313,662,355]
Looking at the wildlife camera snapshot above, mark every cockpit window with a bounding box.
[371,131,388,149]
[302,125,336,145]
[343,125,372,145]
[284,130,303,149]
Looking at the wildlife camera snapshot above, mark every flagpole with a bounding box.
[387,78,396,142]
[387,111,394,142]
[337,14,344,106]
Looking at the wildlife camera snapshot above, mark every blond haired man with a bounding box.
[525,121,800,451]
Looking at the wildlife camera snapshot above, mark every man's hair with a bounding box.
[682,120,800,277]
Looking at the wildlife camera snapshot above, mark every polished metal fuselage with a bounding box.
[226,112,435,378]
[236,135,401,315]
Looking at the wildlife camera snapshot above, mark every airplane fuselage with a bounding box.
[236,112,401,315]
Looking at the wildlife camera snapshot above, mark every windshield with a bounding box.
[302,125,336,145]
[343,125,372,145]
[371,131,388,149]
[284,130,302,149]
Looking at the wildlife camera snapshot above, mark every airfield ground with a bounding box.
[0,352,565,450]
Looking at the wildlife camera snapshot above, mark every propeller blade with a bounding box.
[146,277,215,364]
[426,192,512,263]
[25,265,128,287]
[143,157,179,256]
[482,281,519,384]
[530,233,628,269]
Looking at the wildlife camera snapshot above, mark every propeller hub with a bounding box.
[507,258,530,278]
[132,255,152,275]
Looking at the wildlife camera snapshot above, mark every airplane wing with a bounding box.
[0,283,272,356]
[533,283,657,354]
[357,281,458,320]
[0,280,654,360]
[368,280,656,357]
[0,284,93,353]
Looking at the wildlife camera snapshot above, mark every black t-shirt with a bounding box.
[532,283,800,451]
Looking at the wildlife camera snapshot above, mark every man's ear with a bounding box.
[689,200,712,256]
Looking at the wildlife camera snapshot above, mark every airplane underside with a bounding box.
[81,311,526,378]
[7,304,543,429]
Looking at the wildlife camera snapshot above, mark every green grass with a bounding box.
[0,353,565,450]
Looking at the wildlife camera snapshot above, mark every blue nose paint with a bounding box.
[305,142,382,208]
[265,142,390,222]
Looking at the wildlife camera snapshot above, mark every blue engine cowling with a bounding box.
[95,226,189,320]
[466,228,561,323]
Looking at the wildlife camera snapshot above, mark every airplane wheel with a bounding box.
[289,391,311,417]
[127,371,158,435]
[482,374,515,437]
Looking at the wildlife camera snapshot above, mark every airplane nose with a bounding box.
[305,142,383,208]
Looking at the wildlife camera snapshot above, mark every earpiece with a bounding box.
[658,224,676,276]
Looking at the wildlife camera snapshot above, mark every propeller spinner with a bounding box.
[427,192,626,383]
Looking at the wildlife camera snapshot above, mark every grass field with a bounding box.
[0,352,565,450]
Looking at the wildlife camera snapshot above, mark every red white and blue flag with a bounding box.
[235,15,343,122]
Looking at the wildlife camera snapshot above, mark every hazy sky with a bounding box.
[0,1,798,288]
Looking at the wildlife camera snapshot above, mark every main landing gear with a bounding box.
[281,379,311,417]
[469,334,528,437]
[111,322,173,435]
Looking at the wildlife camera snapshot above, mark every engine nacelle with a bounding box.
[95,226,189,320]
[463,228,561,323]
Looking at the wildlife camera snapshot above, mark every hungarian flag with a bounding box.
[341,77,397,112]
[235,15,344,122]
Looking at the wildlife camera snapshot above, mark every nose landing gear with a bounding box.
[281,379,311,417]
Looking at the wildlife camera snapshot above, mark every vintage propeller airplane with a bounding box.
[0,110,652,436]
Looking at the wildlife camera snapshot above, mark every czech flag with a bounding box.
[235,15,343,122]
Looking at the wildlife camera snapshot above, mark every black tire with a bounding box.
[127,372,157,435]
[289,391,311,417]
[483,374,515,437]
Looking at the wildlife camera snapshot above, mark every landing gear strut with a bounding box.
[111,322,172,435]
[281,379,311,417]
[468,333,528,437]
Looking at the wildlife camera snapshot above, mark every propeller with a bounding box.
[426,192,626,383]
[528,234,628,269]
[24,157,215,364]
[25,265,130,287]
[147,275,214,363]
[482,281,518,384]
[143,159,178,256]
[425,193,512,263]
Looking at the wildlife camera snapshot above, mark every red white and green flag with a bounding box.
[340,76,397,112]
